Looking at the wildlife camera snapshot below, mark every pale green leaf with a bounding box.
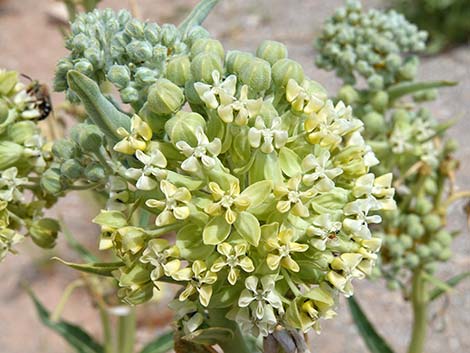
[279,147,302,177]
[234,211,260,246]
[203,216,231,245]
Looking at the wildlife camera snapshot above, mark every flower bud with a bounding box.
[386,280,400,291]
[272,58,304,87]
[107,65,131,89]
[61,159,83,180]
[391,109,411,125]
[367,75,384,90]
[185,26,210,46]
[338,85,359,105]
[191,38,225,61]
[74,59,94,76]
[52,139,78,160]
[192,55,224,86]
[240,58,272,93]
[147,78,185,115]
[85,163,106,182]
[398,57,419,81]
[414,197,433,215]
[416,244,430,259]
[437,248,452,261]
[0,141,24,169]
[423,213,441,233]
[120,85,140,103]
[166,55,191,86]
[78,124,104,152]
[7,121,37,145]
[225,50,253,74]
[428,240,442,257]
[126,40,153,62]
[165,111,205,146]
[40,168,63,194]
[362,112,384,135]
[161,24,178,47]
[405,253,420,268]
[406,218,425,239]
[371,91,389,112]
[29,218,60,249]
[144,23,161,45]
[444,138,458,154]
[435,230,452,247]
[256,40,288,65]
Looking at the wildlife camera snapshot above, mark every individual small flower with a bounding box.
[194,70,236,109]
[286,79,326,114]
[140,239,180,282]
[125,146,167,190]
[343,198,382,239]
[275,175,317,217]
[145,180,191,226]
[114,115,152,154]
[175,126,221,172]
[390,126,413,154]
[0,167,28,202]
[346,131,379,168]
[353,173,396,210]
[210,242,254,285]
[173,260,217,307]
[204,181,250,224]
[305,100,361,149]
[301,149,343,191]
[237,275,284,336]
[217,85,262,125]
[265,227,309,272]
[248,116,288,153]
[326,253,365,296]
[307,214,342,251]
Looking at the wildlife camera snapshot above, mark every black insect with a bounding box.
[21,74,53,120]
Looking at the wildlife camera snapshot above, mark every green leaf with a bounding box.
[178,0,221,36]
[140,332,174,353]
[182,327,234,346]
[422,271,453,294]
[203,215,231,245]
[388,80,457,101]
[234,211,261,246]
[26,287,104,353]
[240,180,273,209]
[429,271,470,301]
[279,147,302,177]
[348,297,395,353]
[67,70,131,142]
[53,257,123,277]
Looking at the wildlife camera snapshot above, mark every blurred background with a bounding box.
[0,0,469,352]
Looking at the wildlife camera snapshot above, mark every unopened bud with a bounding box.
[256,40,288,65]
[272,58,304,87]
[29,218,60,249]
[147,78,184,115]
[191,38,225,61]
[166,55,191,86]
[191,53,223,83]
[240,58,272,93]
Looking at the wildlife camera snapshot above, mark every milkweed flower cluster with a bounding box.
[315,0,427,90]
[0,70,59,261]
[54,9,209,109]
[55,8,395,336]
[316,1,462,290]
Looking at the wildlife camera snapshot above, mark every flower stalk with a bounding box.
[408,267,428,353]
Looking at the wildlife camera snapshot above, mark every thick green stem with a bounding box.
[207,309,252,353]
[407,268,428,353]
[178,0,221,35]
[118,307,136,353]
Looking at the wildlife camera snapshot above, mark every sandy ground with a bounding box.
[0,0,469,352]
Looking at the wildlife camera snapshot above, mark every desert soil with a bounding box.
[0,0,469,352]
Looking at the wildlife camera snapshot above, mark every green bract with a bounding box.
[54,9,395,338]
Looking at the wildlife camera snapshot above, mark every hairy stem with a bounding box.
[407,267,428,353]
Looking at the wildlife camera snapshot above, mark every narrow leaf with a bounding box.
[348,297,395,353]
[178,0,221,36]
[140,332,174,353]
[26,287,104,353]
[53,257,123,277]
[60,220,98,262]
[429,271,470,301]
[67,70,131,142]
[388,80,457,101]
[182,327,233,345]
[422,271,453,293]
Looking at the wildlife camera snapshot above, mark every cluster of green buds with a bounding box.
[54,8,209,109]
[316,1,462,290]
[59,8,396,337]
[315,0,427,90]
[0,70,60,260]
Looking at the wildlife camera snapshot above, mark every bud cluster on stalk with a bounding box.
[0,70,59,260]
[316,1,462,290]
[54,9,209,109]
[53,9,396,337]
[315,0,427,90]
